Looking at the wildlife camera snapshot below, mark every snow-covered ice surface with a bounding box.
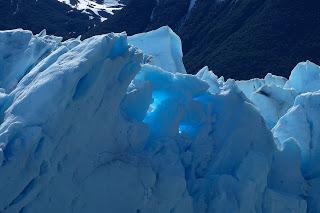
[57,0,123,21]
[0,27,319,212]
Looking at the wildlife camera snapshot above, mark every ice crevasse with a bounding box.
[0,26,319,212]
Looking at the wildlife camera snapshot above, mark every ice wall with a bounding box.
[128,26,186,74]
[0,28,318,213]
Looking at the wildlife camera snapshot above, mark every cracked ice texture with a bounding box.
[0,27,318,213]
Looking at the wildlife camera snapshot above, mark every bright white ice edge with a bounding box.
[0,26,319,213]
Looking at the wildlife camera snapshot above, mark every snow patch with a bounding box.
[57,0,124,21]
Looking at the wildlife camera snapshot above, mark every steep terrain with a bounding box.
[1,0,320,79]
[179,0,320,79]
[84,0,157,36]
[56,0,124,21]
[0,0,97,38]
[85,0,191,36]
[77,0,320,79]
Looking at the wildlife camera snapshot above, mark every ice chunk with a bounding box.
[0,29,61,92]
[284,61,320,94]
[263,189,307,213]
[128,26,186,74]
[268,139,306,196]
[237,73,296,129]
[273,92,320,179]
[250,85,297,128]
[196,66,224,94]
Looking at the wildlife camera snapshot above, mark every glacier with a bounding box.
[0,26,319,213]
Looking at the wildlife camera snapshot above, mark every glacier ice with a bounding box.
[273,92,320,178]
[284,61,320,94]
[0,27,319,213]
[128,26,187,74]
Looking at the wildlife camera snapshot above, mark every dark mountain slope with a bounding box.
[84,0,156,37]
[180,0,320,79]
[1,0,320,79]
[84,0,191,37]
[0,0,98,38]
[146,0,190,31]
[87,0,320,79]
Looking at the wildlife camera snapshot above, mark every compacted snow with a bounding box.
[57,0,123,21]
[0,27,319,212]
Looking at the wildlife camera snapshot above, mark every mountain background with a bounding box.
[1,0,320,79]
[0,0,103,38]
